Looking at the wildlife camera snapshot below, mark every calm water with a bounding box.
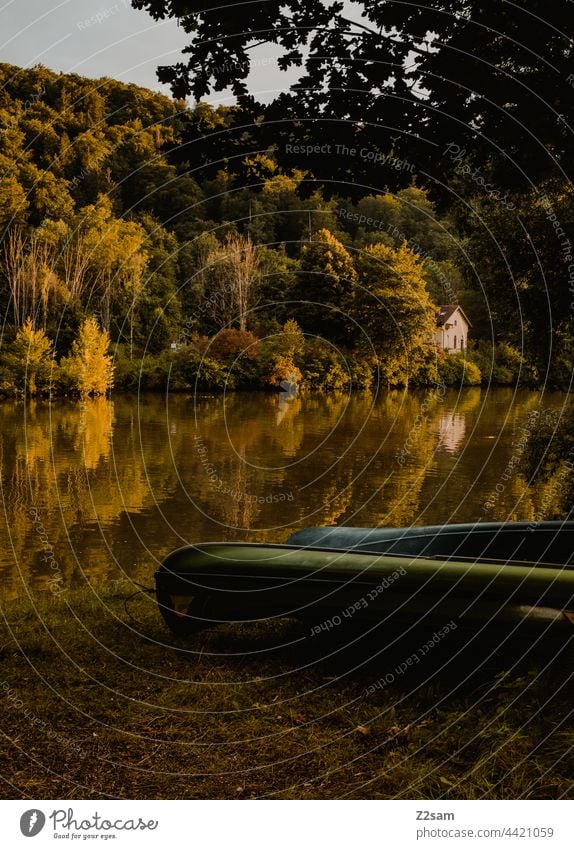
[0,388,567,597]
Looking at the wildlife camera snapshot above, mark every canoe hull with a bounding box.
[155,534,574,637]
[286,521,574,565]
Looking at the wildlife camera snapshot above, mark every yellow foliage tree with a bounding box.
[2,318,55,396]
[293,228,357,344]
[264,319,304,388]
[353,241,437,385]
[61,317,114,397]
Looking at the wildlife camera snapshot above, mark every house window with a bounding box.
[460,337,464,350]
[454,335,457,349]
[454,319,457,326]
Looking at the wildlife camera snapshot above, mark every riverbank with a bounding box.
[0,584,571,799]
[1,320,531,398]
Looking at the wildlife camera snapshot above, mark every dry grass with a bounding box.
[0,582,572,800]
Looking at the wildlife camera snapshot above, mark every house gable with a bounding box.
[437,304,472,329]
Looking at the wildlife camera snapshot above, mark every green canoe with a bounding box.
[155,521,574,637]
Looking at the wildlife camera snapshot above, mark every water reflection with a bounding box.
[0,388,567,595]
[437,414,466,453]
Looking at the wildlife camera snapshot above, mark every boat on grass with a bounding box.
[155,521,574,638]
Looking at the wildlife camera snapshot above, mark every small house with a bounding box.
[434,304,471,353]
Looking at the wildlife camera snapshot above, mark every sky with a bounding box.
[0,0,301,103]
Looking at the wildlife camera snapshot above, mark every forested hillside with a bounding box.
[0,61,569,395]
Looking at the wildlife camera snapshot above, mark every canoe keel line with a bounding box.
[155,522,574,639]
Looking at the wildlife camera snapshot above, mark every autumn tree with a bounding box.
[55,198,149,354]
[352,242,437,385]
[292,229,357,346]
[225,233,260,332]
[203,233,260,331]
[60,317,114,396]
[0,173,28,235]
[2,228,62,328]
[1,318,56,396]
[262,318,304,389]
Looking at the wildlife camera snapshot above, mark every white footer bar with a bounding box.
[2,799,572,848]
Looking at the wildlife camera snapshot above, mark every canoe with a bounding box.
[286,521,574,564]
[155,522,574,637]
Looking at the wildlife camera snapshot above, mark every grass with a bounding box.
[0,581,572,800]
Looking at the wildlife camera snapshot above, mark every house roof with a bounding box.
[436,304,472,328]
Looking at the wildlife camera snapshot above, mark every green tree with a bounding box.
[345,188,466,308]
[133,214,181,353]
[450,182,574,379]
[61,317,114,396]
[522,404,574,520]
[255,244,299,328]
[438,353,482,387]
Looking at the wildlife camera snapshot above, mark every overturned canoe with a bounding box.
[286,520,574,564]
[155,522,574,637]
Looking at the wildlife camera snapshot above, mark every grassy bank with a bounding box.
[0,583,572,800]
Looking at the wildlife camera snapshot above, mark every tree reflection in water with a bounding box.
[0,388,565,596]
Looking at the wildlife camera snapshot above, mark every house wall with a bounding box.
[435,308,469,352]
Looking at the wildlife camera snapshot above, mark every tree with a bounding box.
[292,229,357,345]
[255,244,299,328]
[133,214,181,353]
[523,404,574,520]
[447,181,574,380]
[203,233,260,331]
[132,1,573,191]
[62,198,148,351]
[0,174,28,235]
[177,231,221,336]
[131,0,416,191]
[399,2,574,187]
[344,188,465,307]
[351,189,456,260]
[352,242,437,385]
[61,317,114,396]
[224,233,260,332]
[1,318,55,395]
[2,228,62,329]
[261,318,304,389]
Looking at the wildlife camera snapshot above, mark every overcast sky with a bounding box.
[0,0,299,104]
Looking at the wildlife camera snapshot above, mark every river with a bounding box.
[0,388,567,597]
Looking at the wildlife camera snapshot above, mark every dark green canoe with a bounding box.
[155,521,574,637]
[286,521,574,563]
